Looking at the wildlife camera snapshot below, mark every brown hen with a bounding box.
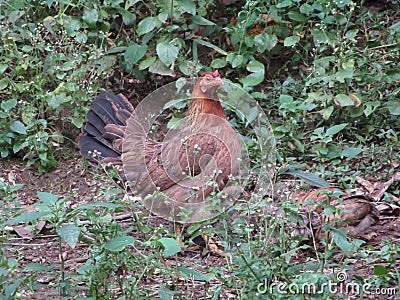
[79,71,241,256]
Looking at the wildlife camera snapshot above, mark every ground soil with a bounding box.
[1,148,399,299]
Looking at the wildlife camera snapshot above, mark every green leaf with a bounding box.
[1,99,17,112]
[288,11,307,23]
[125,0,141,9]
[350,104,367,118]
[158,286,180,300]
[10,121,26,134]
[72,117,84,128]
[334,94,354,107]
[75,32,88,43]
[227,53,244,68]
[39,152,47,161]
[389,21,400,32]
[374,265,389,276]
[156,41,180,67]
[117,8,136,26]
[47,93,69,109]
[105,46,128,55]
[335,60,354,83]
[37,191,58,205]
[193,39,228,55]
[386,70,400,82]
[276,0,292,8]
[279,94,297,111]
[331,230,351,252]
[1,149,9,158]
[251,92,267,99]
[387,101,400,115]
[0,64,8,75]
[364,101,380,117]
[137,17,158,35]
[167,117,184,129]
[6,211,50,225]
[321,106,334,120]
[65,19,81,34]
[210,58,227,68]
[179,0,196,15]
[342,147,362,158]
[245,106,259,124]
[254,33,278,52]
[139,56,157,70]
[311,28,329,43]
[291,138,305,153]
[163,98,187,110]
[326,123,348,136]
[57,225,81,248]
[124,43,147,64]
[158,11,169,23]
[178,267,215,282]
[191,15,215,26]
[246,60,265,73]
[104,236,135,251]
[345,29,358,40]
[82,9,98,26]
[9,184,24,193]
[284,36,300,47]
[300,3,313,15]
[157,237,181,256]
[282,170,330,187]
[10,0,25,10]
[239,72,264,89]
[149,59,174,76]
[0,78,9,90]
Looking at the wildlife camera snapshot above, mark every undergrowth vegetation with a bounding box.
[1,0,399,299]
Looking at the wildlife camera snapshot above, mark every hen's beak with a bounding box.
[213,77,224,87]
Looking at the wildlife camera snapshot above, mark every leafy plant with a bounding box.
[0,1,113,170]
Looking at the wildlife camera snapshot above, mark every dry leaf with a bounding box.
[297,187,379,239]
[356,172,400,201]
[13,225,34,238]
[375,203,400,215]
[106,37,116,47]
[349,93,361,107]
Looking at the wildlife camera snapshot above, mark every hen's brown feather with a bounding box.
[79,73,241,209]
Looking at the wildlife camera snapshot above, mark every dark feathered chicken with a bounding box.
[79,71,241,256]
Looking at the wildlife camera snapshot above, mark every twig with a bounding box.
[366,43,399,50]
[2,242,55,246]
[65,257,89,264]
[61,213,133,226]
[6,234,58,241]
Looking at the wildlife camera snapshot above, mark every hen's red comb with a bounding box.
[212,70,219,78]
[200,70,221,78]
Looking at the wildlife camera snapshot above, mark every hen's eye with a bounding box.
[206,76,211,81]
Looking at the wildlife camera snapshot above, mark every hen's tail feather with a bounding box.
[85,111,106,135]
[79,91,133,163]
[79,135,120,160]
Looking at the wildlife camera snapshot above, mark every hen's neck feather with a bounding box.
[187,86,226,127]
